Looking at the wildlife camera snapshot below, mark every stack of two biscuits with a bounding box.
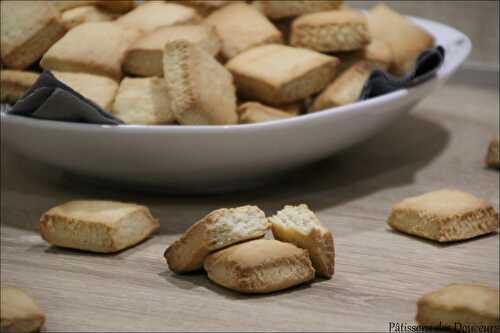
[165,204,335,294]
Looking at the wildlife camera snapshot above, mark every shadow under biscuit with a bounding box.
[385,229,499,248]
[159,270,315,300]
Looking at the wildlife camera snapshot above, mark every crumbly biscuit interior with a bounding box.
[210,206,268,248]
[269,204,320,234]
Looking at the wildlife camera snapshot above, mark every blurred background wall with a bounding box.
[348,1,499,70]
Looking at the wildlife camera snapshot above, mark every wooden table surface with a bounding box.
[1,75,499,332]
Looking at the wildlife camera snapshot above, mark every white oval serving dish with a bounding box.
[1,16,471,193]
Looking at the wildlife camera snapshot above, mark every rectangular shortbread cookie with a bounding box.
[335,39,394,73]
[226,44,339,106]
[52,71,119,111]
[238,102,294,124]
[310,61,372,112]
[204,2,282,60]
[39,200,159,253]
[291,9,370,52]
[1,287,45,333]
[367,4,433,76]
[1,0,67,69]
[112,77,175,125]
[416,284,500,330]
[255,1,344,19]
[163,40,238,125]
[164,206,270,273]
[270,204,335,278]
[204,239,315,293]
[116,2,200,33]
[387,189,499,242]
[123,24,221,77]
[40,22,142,80]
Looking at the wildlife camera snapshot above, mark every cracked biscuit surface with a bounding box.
[204,239,315,293]
[387,189,499,242]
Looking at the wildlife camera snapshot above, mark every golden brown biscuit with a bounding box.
[51,71,119,111]
[255,0,343,19]
[486,137,499,169]
[1,287,45,333]
[61,6,116,29]
[291,9,370,52]
[52,1,98,12]
[309,61,371,112]
[40,22,142,80]
[270,204,335,278]
[39,200,159,253]
[0,70,39,104]
[204,2,282,60]
[1,1,67,69]
[335,39,394,72]
[172,0,232,16]
[368,4,433,76]
[238,102,294,124]
[164,206,270,273]
[387,189,499,242]
[96,0,136,13]
[226,44,339,106]
[163,40,238,125]
[204,239,315,294]
[116,2,200,33]
[123,24,221,77]
[416,284,500,330]
[112,77,175,125]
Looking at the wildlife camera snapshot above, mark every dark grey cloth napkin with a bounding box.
[359,46,445,100]
[7,71,123,125]
[3,47,445,125]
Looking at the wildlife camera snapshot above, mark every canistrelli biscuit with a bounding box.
[335,39,394,73]
[270,204,335,278]
[116,2,200,33]
[112,77,175,125]
[416,284,500,330]
[40,22,142,80]
[368,4,433,76]
[164,206,270,273]
[486,137,499,169]
[310,61,372,112]
[204,2,282,60]
[39,200,159,253]
[1,287,46,333]
[238,102,294,124]
[61,6,115,29]
[226,44,339,106]
[204,239,315,294]
[173,0,232,16]
[387,189,499,242]
[123,24,221,77]
[52,71,119,111]
[1,1,67,69]
[163,40,238,125]
[291,9,370,52]
[256,1,343,19]
[0,70,39,104]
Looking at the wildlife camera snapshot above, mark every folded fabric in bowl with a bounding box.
[3,47,444,126]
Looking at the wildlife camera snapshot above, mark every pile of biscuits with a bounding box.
[2,0,434,126]
[1,188,499,332]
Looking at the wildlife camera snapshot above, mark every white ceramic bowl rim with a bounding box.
[1,15,471,134]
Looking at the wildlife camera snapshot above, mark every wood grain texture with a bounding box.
[1,79,499,332]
